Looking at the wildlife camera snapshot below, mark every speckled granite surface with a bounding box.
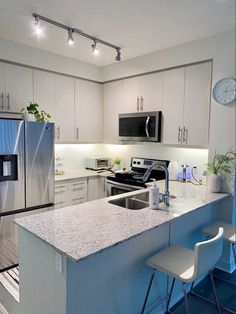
[55,170,113,181]
[15,181,229,262]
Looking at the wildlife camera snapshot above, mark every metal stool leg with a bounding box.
[182,282,190,314]
[166,278,175,312]
[141,269,156,314]
[210,270,221,314]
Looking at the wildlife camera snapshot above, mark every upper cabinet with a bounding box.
[74,79,103,142]
[55,75,75,143]
[162,62,212,146]
[33,70,56,121]
[183,62,212,146]
[103,81,123,143]
[0,62,33,112]
[122,73,163,113]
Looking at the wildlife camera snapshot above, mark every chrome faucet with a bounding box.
[142,163,170,205]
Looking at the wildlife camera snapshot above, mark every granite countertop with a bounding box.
[15,181,229,263]
[55,169,113,181]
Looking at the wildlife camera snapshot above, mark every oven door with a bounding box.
[106,180,143,196]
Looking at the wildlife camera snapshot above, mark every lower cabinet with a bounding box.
[55,176,107,209]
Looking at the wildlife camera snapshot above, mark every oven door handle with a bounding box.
[145,116,150,137]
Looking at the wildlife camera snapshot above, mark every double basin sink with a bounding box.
[108,191,175,210]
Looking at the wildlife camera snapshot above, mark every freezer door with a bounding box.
[0,119,25,214]
[25,122,54,208]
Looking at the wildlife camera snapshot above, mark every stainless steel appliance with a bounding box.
[119,111,162,142]
[85,157,112,170]
[107,157,169,196]
[0,119,54,272]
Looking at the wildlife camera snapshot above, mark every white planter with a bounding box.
[113,164,121,171]
[21,112,36,121]
[208,174,221,193]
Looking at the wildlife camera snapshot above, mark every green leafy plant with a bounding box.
[21,102,51,122]
[113,158,121,165]
[207,150,235,175]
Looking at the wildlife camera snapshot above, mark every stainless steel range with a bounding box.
[107,157,170,196]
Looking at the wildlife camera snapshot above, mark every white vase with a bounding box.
[21,112,36,121]
[208,174,221,193]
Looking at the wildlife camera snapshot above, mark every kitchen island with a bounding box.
[15,181,231,314]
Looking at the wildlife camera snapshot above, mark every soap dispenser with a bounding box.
[149,179,159,210]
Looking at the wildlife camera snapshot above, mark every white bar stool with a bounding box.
[203,221,236,265]
[141,228,224,314]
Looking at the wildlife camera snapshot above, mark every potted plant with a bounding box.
[21,102,51,122]
[113,157,121,171]
[207,150,235,192]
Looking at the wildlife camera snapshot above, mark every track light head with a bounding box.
[91,40,99,55]
[67,29,74,46]
[115,48,121,61]
[33,15,44,37]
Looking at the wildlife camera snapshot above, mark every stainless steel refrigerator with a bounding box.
[0,118,54,272]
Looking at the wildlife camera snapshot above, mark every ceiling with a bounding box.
[0,0,235,67]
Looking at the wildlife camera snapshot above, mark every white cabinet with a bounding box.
[103,81,123,143]
[33,70,56,121]
[54,178,88,209]
[55,75,75,143]
[87,177,99,202]
[162,68,185,145]
[75,79,103,142]
[183,62,212,146]
[97,177,107,199]
[162,62,212,146]
[0,62,33,112]
[122,73,163,113]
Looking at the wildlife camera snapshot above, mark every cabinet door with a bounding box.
[122,77,141,113]
[68,179,88,205]
[0,63,5,111]
[162,68,185,145]
[183,62,212,146]
[54,182,69,209]
[33,70,56,122]
[97,177,107,199]
[4,63,33,112]
[88,177,99,201]
[75,79,103,142]
[141,72,163,112]
[55,75,75,143]
[103,81,123,143]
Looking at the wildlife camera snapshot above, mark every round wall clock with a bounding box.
[212,78,236,105]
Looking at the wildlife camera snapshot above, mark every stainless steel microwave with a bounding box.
[119,111,162,142]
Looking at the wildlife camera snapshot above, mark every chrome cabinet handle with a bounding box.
[178,126,182,143]
[6,94,10,110]
[182,127,188,144]
[140,96,144,112]
[57,126,60,140]
[1,93,4,110]
[137,97,140,112]
[145,116,150,137]
[76,127,79,140]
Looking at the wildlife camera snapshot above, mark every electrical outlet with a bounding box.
[55,252,63,274]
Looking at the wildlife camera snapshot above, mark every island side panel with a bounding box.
[67,223,169,314]
[18,228,67,314]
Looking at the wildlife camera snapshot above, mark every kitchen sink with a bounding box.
[108,197,149,210]
[108,191,176,210]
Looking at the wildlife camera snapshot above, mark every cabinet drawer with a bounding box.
[70,196,87,206]
[55,182,68,193]
[69,180,87,195]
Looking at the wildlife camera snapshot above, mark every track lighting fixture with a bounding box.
[32,13,121,61]
[91,40,99,55]
[67,29,74,46]
[115,49,121,61]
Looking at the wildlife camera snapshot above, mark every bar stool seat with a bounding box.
[142,228,224,314]
[147,246,195,282]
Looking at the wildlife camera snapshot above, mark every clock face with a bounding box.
[213,78,236,105]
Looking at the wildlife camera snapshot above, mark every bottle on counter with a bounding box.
[55,154,65,175]
[149,179,159,210]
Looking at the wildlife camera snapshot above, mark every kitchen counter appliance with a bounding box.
[85,157,112,170]
[119,111,162,142]
[0,118,54,272]
[107,157,170,196]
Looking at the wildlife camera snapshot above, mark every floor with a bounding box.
[170,269,236,314]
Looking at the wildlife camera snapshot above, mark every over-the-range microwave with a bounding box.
[119,111,162,142]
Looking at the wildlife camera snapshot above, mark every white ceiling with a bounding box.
[0,0,235,67]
